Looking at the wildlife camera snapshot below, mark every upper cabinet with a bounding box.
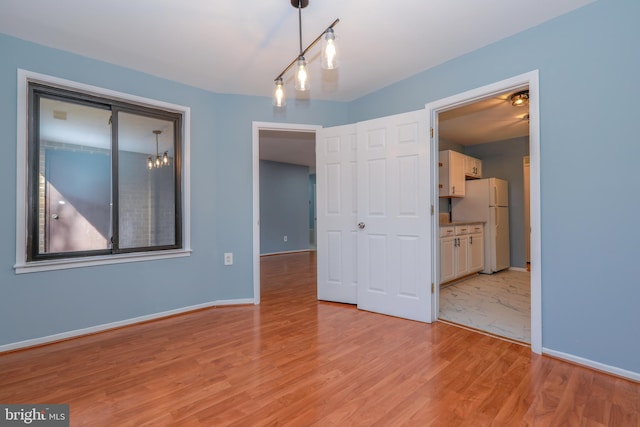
[464,155,482,179]
[439,150,465,197]
[439,150,483,197]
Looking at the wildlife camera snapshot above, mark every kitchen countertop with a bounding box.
[439,221,485,226]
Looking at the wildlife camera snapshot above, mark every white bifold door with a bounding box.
[317,110,432,322]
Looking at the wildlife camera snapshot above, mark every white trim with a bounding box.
[429,116,439,319]
[0,298,253,354]
[15,69,191,273]
[252,121,321,305]
[508,267,529,273]
[15,249,192,274]
[260,249,315,257]
[543,347,640,382]
[426,70,542,354]
[215,298,255,306]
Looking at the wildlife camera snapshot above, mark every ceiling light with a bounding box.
[147,130,170,170]
[273,0,340,107]
[321,28,337,70]
[510,90,529,107]
[294,56,309,91]
[273,77,286,107]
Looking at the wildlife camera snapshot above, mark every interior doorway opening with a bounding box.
[436,87,531,344]
[252,122,321,304]
[427,70,541,353]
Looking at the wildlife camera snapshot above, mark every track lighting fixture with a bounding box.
[273,0,340,107]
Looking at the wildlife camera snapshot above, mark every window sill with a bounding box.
[14,249,192,274]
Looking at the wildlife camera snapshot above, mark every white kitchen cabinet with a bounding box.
[439,150,465,197]
[439,223,484,284]
[464,155,482,179]
[455,234,470,277]
[468,223,484,273]
[439,235,456,284]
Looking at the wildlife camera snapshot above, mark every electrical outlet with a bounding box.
[283,235,288,242]
[224,252,233,266]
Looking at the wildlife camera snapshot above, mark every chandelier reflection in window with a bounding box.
[147,130,169,170]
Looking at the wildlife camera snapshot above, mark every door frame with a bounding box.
[427,70,542,353]
[251,121,321,304]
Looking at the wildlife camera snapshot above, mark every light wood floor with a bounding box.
[0,252,638,426]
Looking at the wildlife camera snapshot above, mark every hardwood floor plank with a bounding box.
[0,252,638,426]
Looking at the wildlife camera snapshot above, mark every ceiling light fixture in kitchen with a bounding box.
[273,0,340,107]
[510,90,529,107]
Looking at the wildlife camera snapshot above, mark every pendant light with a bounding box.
[321,28,337,70]
[273,77,286,107]
[295,56,309,91]
[272,0,339,106]
[147,130,169,170]
[294,1,308,92]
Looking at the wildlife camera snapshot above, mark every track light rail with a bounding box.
[274,18,340,82]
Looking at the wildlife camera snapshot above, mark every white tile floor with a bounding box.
[438,269,531,343]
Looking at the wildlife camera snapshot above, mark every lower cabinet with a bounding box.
[440,223,484,285]
[468,224,484,273]
[439,235,456,283]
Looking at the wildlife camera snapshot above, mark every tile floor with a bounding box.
[439,269,531,343]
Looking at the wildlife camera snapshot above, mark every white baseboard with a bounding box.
[0,298,254,353]
[260,249,315,256]
[543,347,640,382]
[508,267,529,272]
[214,298,254,306]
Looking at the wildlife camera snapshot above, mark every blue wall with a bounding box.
[2,0,639,375]
[0,33,347,346]
[309,174,316,230]
[348,0,640,374]
[259,160,310,254]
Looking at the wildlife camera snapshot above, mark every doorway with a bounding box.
[437,87,531,343]
[252,122,320,304]
[427,70,541,353]
[252,72,541,352]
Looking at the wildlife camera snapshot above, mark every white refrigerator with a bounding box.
[451,178,510,273]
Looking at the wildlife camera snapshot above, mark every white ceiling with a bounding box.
[439,88,530,146]
[260,130,316,172]
[1,0,594,102]
[6,1,591,166]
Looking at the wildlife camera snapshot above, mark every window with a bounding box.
[16,71,190,273]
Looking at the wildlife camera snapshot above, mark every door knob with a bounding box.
[358,222,366,229]
[51,214,59,220]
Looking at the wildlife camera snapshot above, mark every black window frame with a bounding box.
[27,82,183,262]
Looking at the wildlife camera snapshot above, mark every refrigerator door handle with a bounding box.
[493,186,497,206]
